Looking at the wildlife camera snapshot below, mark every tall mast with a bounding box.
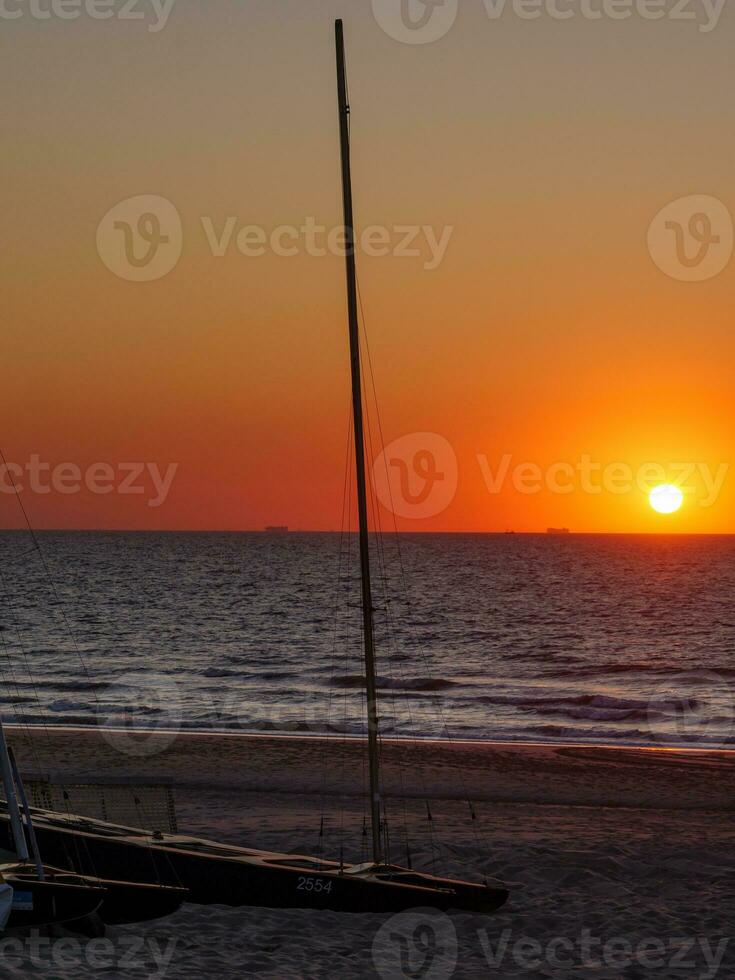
[335,18,383,866]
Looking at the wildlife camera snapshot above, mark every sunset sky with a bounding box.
[2,1,734,533]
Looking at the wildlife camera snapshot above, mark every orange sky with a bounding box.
[2,3,733,533]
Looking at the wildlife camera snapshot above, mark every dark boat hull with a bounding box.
[0,811,508,914]
[48,873,188,924]
[2,872,105,930]
[98,879,188,924]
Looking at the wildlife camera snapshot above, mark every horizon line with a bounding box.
[1,528,734,537]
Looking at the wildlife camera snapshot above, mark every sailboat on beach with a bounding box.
[0,723,105,931]
[0,21,508,916]
[0,721,188,931]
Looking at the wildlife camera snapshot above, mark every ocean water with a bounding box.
[0,531,733,749]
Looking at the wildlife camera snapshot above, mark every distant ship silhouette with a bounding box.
[547,527,571,535]
[264,525,289,533]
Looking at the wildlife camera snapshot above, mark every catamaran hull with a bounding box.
[2,875,105,930]
[0,811,507,914]
[48,874,189,924]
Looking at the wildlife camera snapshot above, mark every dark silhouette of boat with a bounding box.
[1,862,187,931]
[0,745,187,931]
[0,867,105,931]
[0,808,507,914]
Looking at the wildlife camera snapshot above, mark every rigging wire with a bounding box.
[339,43,488,871]
[355,278,490,871]
[316,405,354,864]
[359,349,439,872]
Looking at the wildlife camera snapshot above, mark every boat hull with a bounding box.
[2,871,105,930]
[47,873,188,924]
[0,811,508,914]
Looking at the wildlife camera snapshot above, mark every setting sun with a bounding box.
[649,484,684,515]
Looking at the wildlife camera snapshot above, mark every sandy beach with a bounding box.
[1,727,732,978]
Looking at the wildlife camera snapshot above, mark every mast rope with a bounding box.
[316,407,352,864]
[355,281,491,867]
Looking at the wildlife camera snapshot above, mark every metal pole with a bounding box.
[9,748,44,880]
[0,723,29,863]
[335,18,383,866]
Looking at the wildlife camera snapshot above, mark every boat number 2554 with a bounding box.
[296,876,333,894]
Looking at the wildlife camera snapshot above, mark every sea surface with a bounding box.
[0,531,733,749]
